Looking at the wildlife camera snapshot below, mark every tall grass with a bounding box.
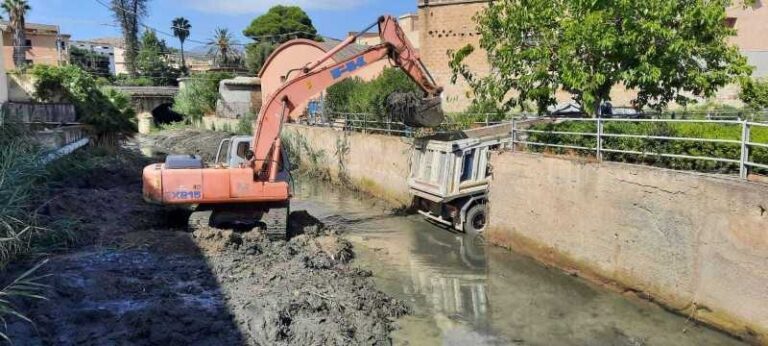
[0,259,48,343]
[0,127,47,267]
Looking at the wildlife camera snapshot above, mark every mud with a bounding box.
[2,135,409,345]
[141,128,231,162]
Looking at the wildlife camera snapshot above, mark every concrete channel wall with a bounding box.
[487,152,768,343]
[283,124,413,205]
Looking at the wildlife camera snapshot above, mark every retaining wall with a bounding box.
[487,152,768,343]
[283,124,412,205]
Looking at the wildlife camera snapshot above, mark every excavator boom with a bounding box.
[252,15,444,180]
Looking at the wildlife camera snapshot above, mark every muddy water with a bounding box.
[292,180,745,346]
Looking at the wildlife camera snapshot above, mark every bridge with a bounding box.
[110,86,180,134]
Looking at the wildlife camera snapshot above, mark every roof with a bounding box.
[258,38,371,77]
[0,21,67,36]
[86,37,126,48]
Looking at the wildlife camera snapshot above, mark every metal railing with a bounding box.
[511,118,768,179]
[305,111,516,136]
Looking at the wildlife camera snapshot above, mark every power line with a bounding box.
[93,0,317,46]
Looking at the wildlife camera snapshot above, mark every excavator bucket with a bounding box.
[387,93,445,128]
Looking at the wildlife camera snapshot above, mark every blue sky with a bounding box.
[27,0,416,50]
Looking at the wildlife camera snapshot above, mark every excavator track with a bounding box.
[188,209,213,233]
[262,204,289,241]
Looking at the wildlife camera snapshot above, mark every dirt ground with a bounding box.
[3,130,409,345]
[139,128,231,162]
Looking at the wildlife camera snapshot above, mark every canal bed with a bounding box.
[292,180,744,346]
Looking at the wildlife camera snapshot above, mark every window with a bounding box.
[461,149,476,182]
[24,39,31,47]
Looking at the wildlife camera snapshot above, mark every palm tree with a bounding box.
[172,17,190,75]
[2,0,31,70]
[207,27,240,68]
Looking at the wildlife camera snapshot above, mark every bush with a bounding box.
[29,65,137,147]
[740,77,768,111]
[173,72,234,123]
[324,68,420,120]
[114,75,155,87]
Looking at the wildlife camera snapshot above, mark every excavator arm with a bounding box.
[251,15,444,181]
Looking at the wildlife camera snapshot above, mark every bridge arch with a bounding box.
[110,86,180,134]
[150,103,183,125]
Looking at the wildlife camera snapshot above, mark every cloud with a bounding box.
[183,0,370,14]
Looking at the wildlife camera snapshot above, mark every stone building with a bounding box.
[418,0,768,112]
[418,0,491,113]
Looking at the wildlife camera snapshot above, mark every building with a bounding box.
[70,40,117,75]
[259,38,390,118]
[84,37,128,75]
[0,21,70,70]
[418,0,491,112]
[726,3,768,78]
[418,0,768,112]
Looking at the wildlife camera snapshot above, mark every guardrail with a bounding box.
[511,118,768,180]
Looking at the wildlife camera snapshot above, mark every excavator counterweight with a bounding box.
[143,15,444,239]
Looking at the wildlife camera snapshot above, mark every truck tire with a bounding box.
[464,203,487,236]
[263,203,289,241]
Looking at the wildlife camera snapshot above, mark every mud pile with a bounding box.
[143,128,231,162]
[192,214,409,345]
[4,136,409,345]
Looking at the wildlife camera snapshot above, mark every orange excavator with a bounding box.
[143,15,444,239]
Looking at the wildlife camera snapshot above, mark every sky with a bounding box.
[26,0,416,50]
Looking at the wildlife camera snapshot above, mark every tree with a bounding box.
[30,65,136,147]
[2,0,31,70]
[70,46,112,76]
[207,27,240,68]
[243,5,318,43]
[740,78,768,111]
[450,0,753,116]
[245,42,276,74]
[110,0,149,77]
[135,29,179,86]
[172,17,190,75]
[242,5,319,74]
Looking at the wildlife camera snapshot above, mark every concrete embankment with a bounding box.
[487,152,768,344]
[283,124,413,206]
[277,124,763,343]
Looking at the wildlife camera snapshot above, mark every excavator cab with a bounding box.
[213,136,292,181]
[214,136,253,168]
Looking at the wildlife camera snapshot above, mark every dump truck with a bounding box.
[409,123,513,235]
[143,15,444,239]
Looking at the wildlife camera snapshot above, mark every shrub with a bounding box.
[740,77,768,111]
[324,68,420,120]
[114,76,154,87]
[526,120,768,174]
[29,65,137,147]
[173,72,234,123]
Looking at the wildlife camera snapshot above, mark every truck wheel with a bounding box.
[464,203,487,236]
[263,203,289,241]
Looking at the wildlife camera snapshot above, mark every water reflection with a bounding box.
[292,179,744,346]
[404,231,488,323]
